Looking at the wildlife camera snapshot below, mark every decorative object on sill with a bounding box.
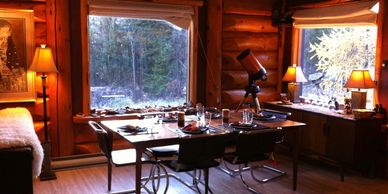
[344,69,375,109]
[235,49,268,114]
[374,104,386,119]
[353,109,374,119]
[279,93,292,105]
[282,64,307,103]
[329,97,339,111]
[344,97,352,114]
[30,44,58,181]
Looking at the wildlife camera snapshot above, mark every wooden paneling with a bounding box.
[223,14,278,33]
[206,0,223,107]
[217,0,282,109]
[55,0,74,156]
[221,87,277,108]
[221,70,278,90]
[46,0,59,156]
[222,51,278,70]
[35,22,47,45]
[223,0,273,16]
[223,32,279,52]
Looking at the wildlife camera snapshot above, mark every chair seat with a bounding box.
[224,152,270,165]
[162,159,220,172]
[111,149,149,166]
[147,145,179,157]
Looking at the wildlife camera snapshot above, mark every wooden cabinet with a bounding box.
[265,102,384,176]
[325,117,355,164]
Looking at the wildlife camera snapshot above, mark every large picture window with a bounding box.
[299,27,377,106]
[87,1,193,109]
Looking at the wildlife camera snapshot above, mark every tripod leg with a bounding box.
[250,91,262,114]
[235,92,250,112]
[254,97,262,113]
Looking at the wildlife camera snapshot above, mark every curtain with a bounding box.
[292,0,378,28]
[89,0,194,29]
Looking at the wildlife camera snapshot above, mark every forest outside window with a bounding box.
[292,0,379,107]
[88,1,194,109]
[299,27,377,106]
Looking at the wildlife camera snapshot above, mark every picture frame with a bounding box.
[0,9,35,103]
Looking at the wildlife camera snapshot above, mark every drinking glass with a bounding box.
[205,111,212,127]
[222,108,230,127]
[242,109,253,125]
[196,103,205,126]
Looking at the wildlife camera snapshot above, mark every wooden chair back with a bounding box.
[177,134,226,166]
[88,121,113,159]
[235,129,280,162]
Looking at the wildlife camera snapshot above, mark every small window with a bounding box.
[300,26,377,106]
[88,16,189,109]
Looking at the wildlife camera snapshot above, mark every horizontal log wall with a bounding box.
[221,0,280,108]
[0,1,49,143]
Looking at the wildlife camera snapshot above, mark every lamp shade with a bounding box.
[282,64,307,83]
[344,69,375,89]
[30,45,58,73]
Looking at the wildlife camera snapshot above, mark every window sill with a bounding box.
[73,113,142,124]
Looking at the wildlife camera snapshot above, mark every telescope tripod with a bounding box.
[235,77,262,114]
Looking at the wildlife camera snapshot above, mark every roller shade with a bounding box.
[293,0,378,28]
[89,0,194,29]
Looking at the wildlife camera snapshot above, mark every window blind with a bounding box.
[88,0,194,29]
[292,0,378,28]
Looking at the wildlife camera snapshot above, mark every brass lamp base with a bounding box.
[287,83,301,103]
[351,91,367,109]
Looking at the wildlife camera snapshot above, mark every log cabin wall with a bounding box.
[0,2,46,118]
[0,0,72,157]
[1,0,387,158]
[0,0,54,150]
[206,0,282,108]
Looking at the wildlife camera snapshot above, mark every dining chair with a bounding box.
[223,128,282,193]
[220,109,288,183]
[161,134,227,194]
[88,121,169,193]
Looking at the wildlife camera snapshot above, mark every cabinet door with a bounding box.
[301,112,327,155]
[326,117,355,164]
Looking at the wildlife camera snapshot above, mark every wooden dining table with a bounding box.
[101,112,306,194]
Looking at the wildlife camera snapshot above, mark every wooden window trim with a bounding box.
[291,24,382,105]
[80,0,201,114]
[291,1,384,105]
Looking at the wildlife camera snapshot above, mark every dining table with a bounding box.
[101,111,306,194]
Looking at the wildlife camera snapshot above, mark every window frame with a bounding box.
[291,26,382,106]
[80,1,200,114]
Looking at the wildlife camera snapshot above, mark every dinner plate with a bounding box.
[229,123,268,131]
[181,127,209,134]
[254,114,276,121]
[206,113,221,119]
[162,117,178,122]
[118,125,147,133]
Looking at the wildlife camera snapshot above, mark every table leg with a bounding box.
[136,147,145,194]
[292,127,300,191]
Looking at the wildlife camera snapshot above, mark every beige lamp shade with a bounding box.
[344,69,375,89]
[30,45,58,73]
[282,64,307,83]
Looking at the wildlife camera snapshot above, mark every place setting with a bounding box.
[228,109,269,131]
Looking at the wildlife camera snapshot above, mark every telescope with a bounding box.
[237,49,268,81]
[235,49,268,113]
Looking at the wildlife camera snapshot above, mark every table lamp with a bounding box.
[344,69,375,109]
[30,44,58,180]
[282,64,307,103]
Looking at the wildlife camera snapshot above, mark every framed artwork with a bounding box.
[0,9,35,103]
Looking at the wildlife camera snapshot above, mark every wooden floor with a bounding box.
[34,154,388,194]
